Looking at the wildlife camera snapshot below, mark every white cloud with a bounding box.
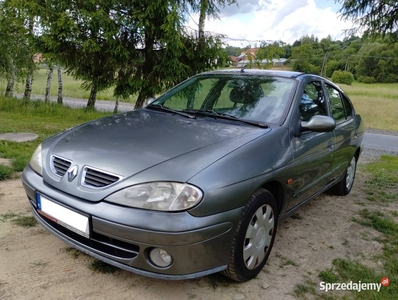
[187,0,354,46]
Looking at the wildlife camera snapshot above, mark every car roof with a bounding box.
[202,68,304,78]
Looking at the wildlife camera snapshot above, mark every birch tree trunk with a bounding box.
[57,65,63,104]
[45,65,54,103]
[5,61,15,97]
[23,69,33,100]
[23,18,34,101]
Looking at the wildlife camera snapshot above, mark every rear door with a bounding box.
[325,83,358,179]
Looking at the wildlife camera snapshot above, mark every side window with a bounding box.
[326,85,351,123]
[342,95,353,118]
[300,81,327,121]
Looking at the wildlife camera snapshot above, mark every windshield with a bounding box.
[150,74,296,124]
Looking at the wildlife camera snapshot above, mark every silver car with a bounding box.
[22,69,364,282]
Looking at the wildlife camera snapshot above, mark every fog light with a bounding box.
[149,248,172,268]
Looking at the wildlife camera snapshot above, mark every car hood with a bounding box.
[42,109,269,200]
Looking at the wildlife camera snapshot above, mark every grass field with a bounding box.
[340,82,398,132]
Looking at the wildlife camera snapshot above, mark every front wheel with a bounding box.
[330,156,357,196]
[222,189,278,282]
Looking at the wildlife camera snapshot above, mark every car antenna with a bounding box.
[240,64,247,73]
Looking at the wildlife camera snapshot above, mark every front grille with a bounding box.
[82,166,122,188]
[51,155,72,176]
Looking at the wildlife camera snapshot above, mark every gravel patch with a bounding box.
[358,148,397,165]
[0,133,38,142]
[366,128,398,136]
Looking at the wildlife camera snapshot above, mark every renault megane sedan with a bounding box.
[22,69,364,282]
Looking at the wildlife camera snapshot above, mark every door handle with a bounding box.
[327,140,334,150]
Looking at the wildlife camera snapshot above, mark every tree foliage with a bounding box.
[27,0,234,109]
[256,41,284,68]
[338,0,398,39]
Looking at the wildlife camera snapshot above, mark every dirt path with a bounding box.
[0,158,384,300]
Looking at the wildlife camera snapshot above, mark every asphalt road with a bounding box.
[9,95,398,153]
[363,132,398,153]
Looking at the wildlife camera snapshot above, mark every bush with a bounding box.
[331,70,355,85]
[357,76,377,84]
[292,60,319,74]
[0,165,13,181]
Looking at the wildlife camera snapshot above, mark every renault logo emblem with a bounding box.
[67,165,79,182]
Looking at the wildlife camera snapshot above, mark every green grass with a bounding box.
[89,259,117,274]
[339,82,398,132]
[294,278,316,299]
[0,96,111,178]
[0,212,18,222]
[64,247,84,259]
[0,67,137,102]
[0,165,14,180]
[363,156,398,203]
[0,212,37,227]
[13,215,37,227]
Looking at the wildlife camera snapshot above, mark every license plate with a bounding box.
[36,194,90,238]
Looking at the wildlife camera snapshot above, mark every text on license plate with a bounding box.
[36,194,90,238]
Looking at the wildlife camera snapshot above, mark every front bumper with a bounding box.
[22,166,242,280]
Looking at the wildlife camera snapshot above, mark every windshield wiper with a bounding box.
[183,109,269,128]
[147,104,196,119]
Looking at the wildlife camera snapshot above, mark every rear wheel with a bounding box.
[222,189,278,282]
[330,156,357,196]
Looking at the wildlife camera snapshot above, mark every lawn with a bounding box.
[340,82,398,132]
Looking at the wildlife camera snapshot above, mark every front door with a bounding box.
[287,80,335,211]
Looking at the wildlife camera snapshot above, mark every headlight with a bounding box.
[30,144,43,176]
[105,182,203,211]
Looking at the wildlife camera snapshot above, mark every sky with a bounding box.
[186,0,354,47]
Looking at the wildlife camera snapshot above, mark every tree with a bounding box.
[291,37,322,74]
[0,0,35,97]
[256,41,284,68]
[355,42,398,82]
[32,0,234,109]
[57,65,63,104]
[338,0,398,39]
[114,0,234,109]
[34,0,124,109]
[225,46,242,56]
[44,65,54,103]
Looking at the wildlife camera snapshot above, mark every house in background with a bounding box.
[230,48,287,68]
[237,48,258,62]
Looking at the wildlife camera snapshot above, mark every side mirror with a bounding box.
[145,97,156,106]
[301,115,336,132]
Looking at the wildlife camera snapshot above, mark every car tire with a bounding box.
[222,188,278,282]
[330,156,357,196]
